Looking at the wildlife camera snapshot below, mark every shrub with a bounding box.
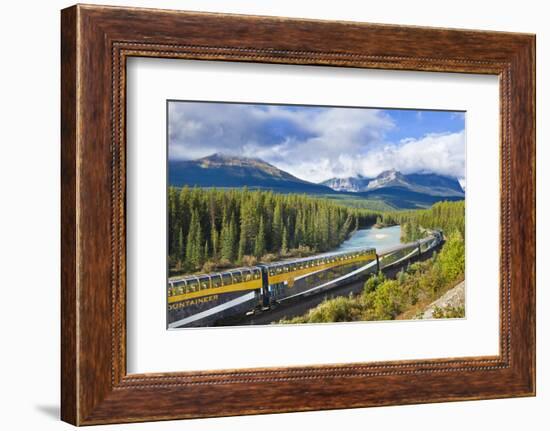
[364,271,385,294]
[241,255,258,266]
[260,253,278,263]
[437,230,465,284]
[368,279,406,320]
[432,304,465,319]
[201,260,217,273]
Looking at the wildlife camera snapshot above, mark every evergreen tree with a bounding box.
[238,198,255,260]
[185,209,203,269]
[254,216,266,258]
[272,201,283,250]
[220,213,236,261]
[177,226,184,260]
[210,225,219,259]
[281,225,289,255]
[204,240,209,262]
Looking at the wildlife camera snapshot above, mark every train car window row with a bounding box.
[265,249,376,277]
[169,267,264,297]
[168,248,376,297]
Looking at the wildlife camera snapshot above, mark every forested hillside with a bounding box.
[376,201,465,242]
[168,187,379,274]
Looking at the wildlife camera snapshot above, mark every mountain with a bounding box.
[321,175,372,192]
[169,153,334,194]
[402,172,465,196]
[322,169,464,209]
[364,169,410,191]
[323,169,464,197]
[169,154,465,209]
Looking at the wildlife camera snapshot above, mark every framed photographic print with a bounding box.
[61,4,535,425]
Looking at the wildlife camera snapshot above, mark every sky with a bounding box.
[168,101,466,185]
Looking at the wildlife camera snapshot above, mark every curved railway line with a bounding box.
[167,230,443,329]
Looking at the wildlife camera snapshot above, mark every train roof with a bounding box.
[268,247,375,268]
[169,265,263,283]
[168,247,375,283]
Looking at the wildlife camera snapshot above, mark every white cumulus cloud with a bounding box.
[168,102,465,184]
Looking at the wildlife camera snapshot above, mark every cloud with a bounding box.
[168,102,464,183]
[356,131,466,179]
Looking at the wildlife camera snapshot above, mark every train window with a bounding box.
[222,273,232,285]
[233,272,243,283]
[253,269,261,279]
[245,271,253,281]
[187,279,198,292]
[212,275,222,288]
[199,276,210,290]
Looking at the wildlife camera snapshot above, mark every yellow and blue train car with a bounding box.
[263,248,377,303]
[167,267,264,328]
[167,247,377,328]
[167,231,444,329]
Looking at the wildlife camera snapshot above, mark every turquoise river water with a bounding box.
[336,225,402,253]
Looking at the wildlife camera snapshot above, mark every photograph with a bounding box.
[166,101,466,329]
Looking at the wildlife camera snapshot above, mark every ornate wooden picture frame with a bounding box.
[61,4,535,425]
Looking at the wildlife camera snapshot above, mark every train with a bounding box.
[167,230,443,328]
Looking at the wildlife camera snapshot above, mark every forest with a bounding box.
[376,200,465,243]
[168,187,380,274]
[168,185,465,279]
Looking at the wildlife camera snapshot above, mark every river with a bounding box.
[335,225,402,253]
